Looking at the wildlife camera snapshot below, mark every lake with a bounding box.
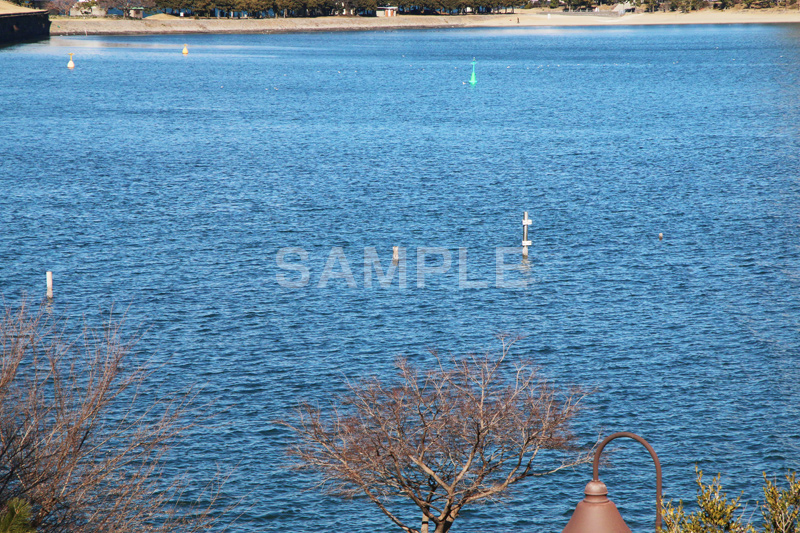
[1,24,799,532]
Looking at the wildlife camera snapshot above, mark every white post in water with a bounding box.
[46,271,53,299]
[522,212,532,260]
[392,246,400,264]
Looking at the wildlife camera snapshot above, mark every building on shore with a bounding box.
[375,5,398,15]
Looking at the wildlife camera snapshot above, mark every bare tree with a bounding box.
[0,301,232,533]
[96,0,155,16]
[45,0,75,15]
[281,336,592,533]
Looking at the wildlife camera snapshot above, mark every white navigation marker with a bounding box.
[522,212,532,260]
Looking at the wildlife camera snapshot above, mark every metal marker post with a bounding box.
[470,58,477,86]
[522,212,532,259]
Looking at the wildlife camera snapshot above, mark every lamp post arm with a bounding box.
[592,432,663,532]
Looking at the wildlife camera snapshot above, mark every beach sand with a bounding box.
[49,8,800,36]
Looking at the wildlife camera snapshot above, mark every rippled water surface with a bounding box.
[1,24,800,532]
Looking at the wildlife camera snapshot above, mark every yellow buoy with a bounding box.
[67,53,74,69]
[182,44,188,55]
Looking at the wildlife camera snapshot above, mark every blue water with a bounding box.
[1,24,800,532]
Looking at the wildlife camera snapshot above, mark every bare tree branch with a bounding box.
[0,301,238,533]
[278,336,593,533]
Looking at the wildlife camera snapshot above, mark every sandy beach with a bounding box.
[49,8,800,36]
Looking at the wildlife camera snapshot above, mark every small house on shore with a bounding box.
[375,6,398,16]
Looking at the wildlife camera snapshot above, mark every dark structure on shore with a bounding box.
[0,1,50,43]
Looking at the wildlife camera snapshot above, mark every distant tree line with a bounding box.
[530,0,795,13]
[16,0,795,19]
[148,0,519,17]
[149,0,795,18]
[153,0,362,17]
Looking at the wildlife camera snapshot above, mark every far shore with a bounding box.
[49,8,800,35]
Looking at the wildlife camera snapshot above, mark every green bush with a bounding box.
[661,468,800,533]
[763,473,800,533]
[0,499,36,533]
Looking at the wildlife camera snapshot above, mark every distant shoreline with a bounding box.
[49,8,800,36]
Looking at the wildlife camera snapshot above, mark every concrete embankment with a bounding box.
[49,15,483,36]
[0,0,50,43]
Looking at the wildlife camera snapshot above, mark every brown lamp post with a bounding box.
[562,432,663,533]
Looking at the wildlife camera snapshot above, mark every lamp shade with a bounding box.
[562,480,631,533]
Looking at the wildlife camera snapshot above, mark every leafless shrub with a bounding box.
[280,335,592,533]
[0,301,233,533]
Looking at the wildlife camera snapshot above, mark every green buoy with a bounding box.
[469,57,477,86]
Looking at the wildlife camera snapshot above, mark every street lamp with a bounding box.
[562,432,663,533]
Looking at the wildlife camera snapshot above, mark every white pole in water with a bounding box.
[522,212,532,260]
[46,271,53,299]
[392,246,400,263]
